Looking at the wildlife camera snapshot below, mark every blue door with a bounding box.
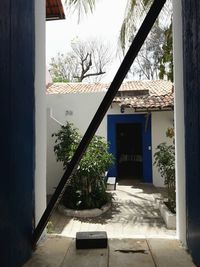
[0,1,35,266]
[107,114,152,183]
[182,1,200,265]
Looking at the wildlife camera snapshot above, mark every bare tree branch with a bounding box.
[49,38,112,83]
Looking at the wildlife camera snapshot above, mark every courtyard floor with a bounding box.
[24,180,196,267]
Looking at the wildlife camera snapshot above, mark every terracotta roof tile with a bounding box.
[47,82,109,94]
[114,93,174,110]
[46,0,65,21]
[47,80,174,110]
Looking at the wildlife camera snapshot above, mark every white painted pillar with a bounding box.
[34,0,47,225]
[173,0,186,246]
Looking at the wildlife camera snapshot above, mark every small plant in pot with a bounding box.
[154,128,175,213]
[52,122,114,210]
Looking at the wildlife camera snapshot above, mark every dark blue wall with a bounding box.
[182,1,200,266]
[107,114,152,183]
[0,0,35,266]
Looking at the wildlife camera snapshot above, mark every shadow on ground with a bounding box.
[49,181,174,238]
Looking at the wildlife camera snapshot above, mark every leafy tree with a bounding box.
[128,23,166,80]
[52,122,114,210]
[49,38,111,83]
[64,0,173,81]
[158,23,173,82]
[49,52,76,83]
[119,0,173,81]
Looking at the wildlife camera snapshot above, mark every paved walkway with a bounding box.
[24,181,196,266]
[50,180,175,239]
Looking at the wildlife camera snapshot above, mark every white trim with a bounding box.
[34,0,47,226]
[173,0,186,246]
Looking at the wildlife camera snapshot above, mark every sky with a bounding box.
[46,0,127,82]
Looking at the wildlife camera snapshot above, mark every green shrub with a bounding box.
[154,141,175,213]
[52,122,114,210]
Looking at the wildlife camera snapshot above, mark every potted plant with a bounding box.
[154,127,176,228]
[52,122,114,212]
[154,141,175,212]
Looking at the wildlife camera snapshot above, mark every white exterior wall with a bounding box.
[46,92,106,194]
[35,0,46,225]
[46,92,173,194]
[152,111,174,187]
[46,109,64,194]
[173,0,186,246]
[47,92,106,137]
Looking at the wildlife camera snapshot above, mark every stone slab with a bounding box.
[109,239,155,267]
[147,239,196,267]
[61,240,108,267]
[23,235,72,267]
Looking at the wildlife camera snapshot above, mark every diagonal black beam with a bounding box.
[32,0,166,247]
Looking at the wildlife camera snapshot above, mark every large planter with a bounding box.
[58,202,111,218]
[154,195,176,229]
[159,201,176,229]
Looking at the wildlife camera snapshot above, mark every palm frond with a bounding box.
[119,19,127,53]
[119,0,172,51]
[65,0,96,22]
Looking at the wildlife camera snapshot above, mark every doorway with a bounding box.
[107,114,152,183]
[116,123,143,180]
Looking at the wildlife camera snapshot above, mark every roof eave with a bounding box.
[46,0,66,21]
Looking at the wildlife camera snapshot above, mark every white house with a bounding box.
[46,80,174,195]
[3,0,200,265]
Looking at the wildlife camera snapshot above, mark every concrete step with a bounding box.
[23,237,196,267]
[23,236,72,267]
[147,239,196,267]
[61,240,108,267]
[109,239,155,267]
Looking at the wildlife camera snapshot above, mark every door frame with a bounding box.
[107,114,152,183]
